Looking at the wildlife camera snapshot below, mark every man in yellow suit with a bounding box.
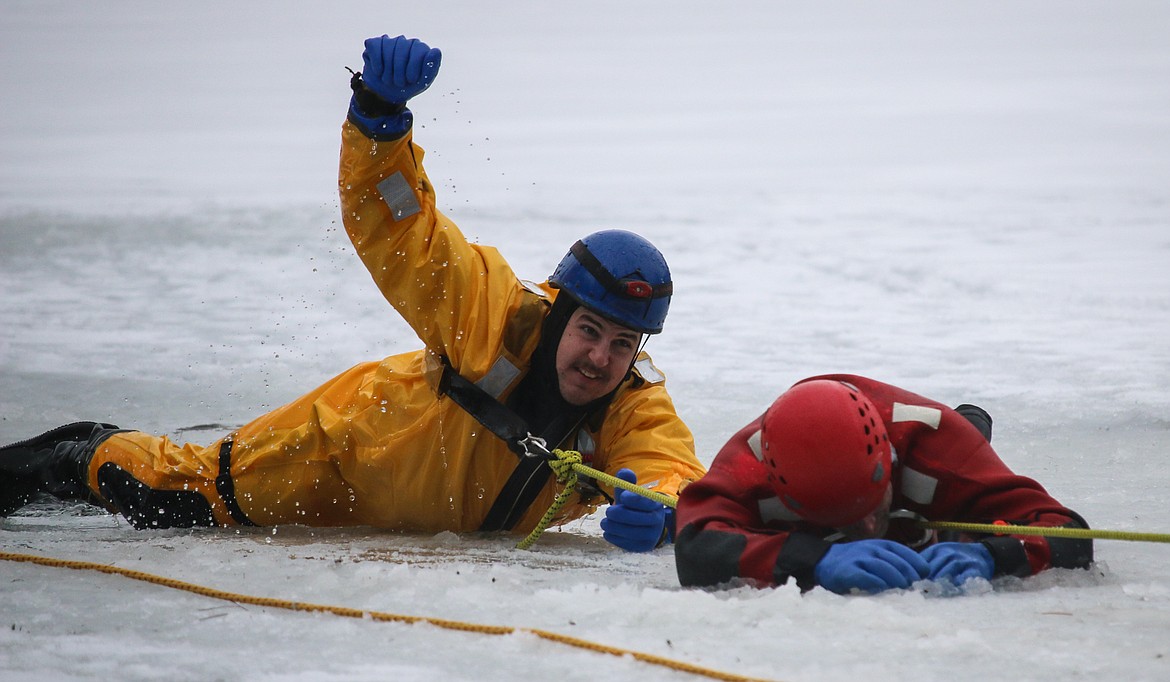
[1,35,704,552]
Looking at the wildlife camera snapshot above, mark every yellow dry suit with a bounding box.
[84,119,705,534]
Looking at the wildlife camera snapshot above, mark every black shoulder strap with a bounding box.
[437,356,530,456]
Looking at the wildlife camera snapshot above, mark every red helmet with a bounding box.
[759,380,892,528]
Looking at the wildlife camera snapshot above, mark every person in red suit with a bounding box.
[675,375,1092,594]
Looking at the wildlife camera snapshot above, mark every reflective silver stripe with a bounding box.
[520,279,549,298]
[900,466,939,505]
[475,356,521,399]
[759,495,803,523]
[891,402,942,429]
[377,171,421,221]
[576,428,596,458]
[746,428,764,462]
[634,357,665,384]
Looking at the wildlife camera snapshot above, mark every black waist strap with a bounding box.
[214,438,257,526]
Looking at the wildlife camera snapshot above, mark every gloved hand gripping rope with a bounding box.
[516,445,676,550]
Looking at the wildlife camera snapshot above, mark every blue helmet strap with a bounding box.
[569,241,673,300]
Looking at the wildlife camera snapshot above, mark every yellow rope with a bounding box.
[920,521,1170,543]
[0,550,775,682]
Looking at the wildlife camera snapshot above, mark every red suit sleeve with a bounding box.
[674,420,833,589]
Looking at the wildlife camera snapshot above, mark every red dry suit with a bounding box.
[675,374,1092,589]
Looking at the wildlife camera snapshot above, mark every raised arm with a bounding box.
[337,35,533,368]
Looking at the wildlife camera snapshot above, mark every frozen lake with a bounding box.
[3,2,1169,681]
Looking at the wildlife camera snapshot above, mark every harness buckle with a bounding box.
[518,434,552,459]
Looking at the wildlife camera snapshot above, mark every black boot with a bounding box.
[0,421,122,516]
[955,404,993,442]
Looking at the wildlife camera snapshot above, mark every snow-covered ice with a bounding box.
[2,2,1169,681]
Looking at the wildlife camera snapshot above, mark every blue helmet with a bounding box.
[548,229,673,334]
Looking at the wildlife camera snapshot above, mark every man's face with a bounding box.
[838,484,894,540]
[555,307,641,406]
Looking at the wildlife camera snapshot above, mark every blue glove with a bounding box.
[349,35,442,138]
[600,469,667,552]
[921,542,995,586]
[361,35,442,105]
[814,540,930,595]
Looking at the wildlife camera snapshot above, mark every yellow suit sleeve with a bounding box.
[337,122,537,373]
[596,361,706,501]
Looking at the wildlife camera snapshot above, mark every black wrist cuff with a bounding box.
[981,536,1030,577]
[349,69,407,119]
[776,532,833,591]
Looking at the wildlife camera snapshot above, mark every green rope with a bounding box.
[516,449,583,550]
[519,451,1170,549]
[919,520,1170,544]
[571,460,678,509]
[516,449,678,550]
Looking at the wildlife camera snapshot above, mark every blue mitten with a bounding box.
[600,468,667,552]
[350,35,442,138]
[921,542,995,586]
[814,540,930,595]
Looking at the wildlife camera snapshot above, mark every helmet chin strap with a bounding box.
[632,334,649,366]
